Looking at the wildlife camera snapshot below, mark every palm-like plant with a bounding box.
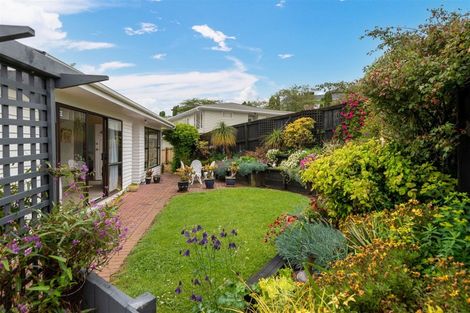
[211,122,237,158]
[263,128,283,149]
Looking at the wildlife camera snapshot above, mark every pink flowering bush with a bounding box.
[299,153,317,170]
[334,93,368,142]
[0,166,126,312]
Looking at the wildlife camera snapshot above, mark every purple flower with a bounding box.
[231,229,238,236]
[72,239,80,246]
[220,229,227,237]
[183,231,190,238]
[212,239,221,250]
[7,241,20,254]
[17,304,28,313]
[196,225,203,231]
[193,278,201,286]
[24,247,33,256]
[202,232,208,238]
[190,293,203,302]
[175,281,182,294]
[191,227,197,233]
[183,249,190,257]
[228,242,237,249]
[199,237,208,246]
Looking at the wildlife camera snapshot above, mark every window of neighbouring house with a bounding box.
[195,111,203,129]
[145,127,161,169]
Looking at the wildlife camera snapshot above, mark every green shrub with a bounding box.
[163,124,199,171]
[275,221,347,268]
[301,140,456,220]
[237,159,268,176]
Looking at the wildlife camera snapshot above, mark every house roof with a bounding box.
[168,102,292,121]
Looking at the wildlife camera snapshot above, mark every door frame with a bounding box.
[56,103,123,200]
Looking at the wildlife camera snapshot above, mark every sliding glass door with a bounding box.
[58,105,122,200]
[107,119,122,193]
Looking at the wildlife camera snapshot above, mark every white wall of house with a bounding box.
[55,87,167,193]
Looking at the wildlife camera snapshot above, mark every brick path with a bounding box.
[98,173,226,281]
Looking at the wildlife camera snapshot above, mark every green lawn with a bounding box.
[112,187,309,313]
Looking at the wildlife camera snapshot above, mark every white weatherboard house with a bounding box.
[168,102,292,133]
[55,81,173,201]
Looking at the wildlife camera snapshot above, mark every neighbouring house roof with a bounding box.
[168,102,292,121]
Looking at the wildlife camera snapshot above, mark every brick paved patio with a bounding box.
[98,172,226,281]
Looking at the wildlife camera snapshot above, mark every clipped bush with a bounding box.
[301,139,456,220]
[237,159,268,177]
[163,124,199,171]
[282,117,315,149]
[275,221,347,268]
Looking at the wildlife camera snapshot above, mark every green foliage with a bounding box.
[282,117,315,149]
[267,85,317,112]
[211,122,237,158]
[0,166,123,312]
[237,157,268,176]
[301,140,456,220]
[172,98,220,116]
[275,221,347,268]
[362,9,470,170]
[159,111,166,117]
[315,240,422,312]
[163,124,200,171]
[262,129,283,149]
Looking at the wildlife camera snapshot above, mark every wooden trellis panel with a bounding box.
[0,62,55,227]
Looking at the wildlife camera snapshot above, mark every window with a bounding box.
[108,119,122,193]
[223,112,232,118]
[144,127,161,169]
[195,111,203,129]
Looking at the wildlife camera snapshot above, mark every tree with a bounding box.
[242,100,267,107]
[171,98,221,116]
[266,85,316,112]
[159,111,166,117]
[210,122,237,158]
[163,124,200,171]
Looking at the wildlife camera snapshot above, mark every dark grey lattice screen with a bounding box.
[0,62,54,227]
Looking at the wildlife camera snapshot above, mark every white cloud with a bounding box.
[152,53,167,60]
[124,22,158,36]
[0,0,114,51]
[78,61,135,74]
[191,24,235,52]
[278,53,294,59]
[105,58,258,112]
[275,0,286,8]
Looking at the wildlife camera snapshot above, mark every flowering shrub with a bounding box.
[265,149,281,166]
[264,213,298,243]
[279,150,304,169]
[176,225,246,312]
[299,153,317,170]
[334,93,368,142]
[0,166,125,312]
[282,117,315,149]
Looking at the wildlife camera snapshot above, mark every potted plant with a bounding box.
[145,168,153,184]
[153,175,161,183]
[176,165,192,192]
[225,162,239,186]
[203,162,217,189]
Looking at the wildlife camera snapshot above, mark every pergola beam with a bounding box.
[0,25,34,42]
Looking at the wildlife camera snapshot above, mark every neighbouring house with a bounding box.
[0,25,174,215]
[168,102,292,133]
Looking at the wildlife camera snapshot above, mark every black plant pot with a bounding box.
[178,181,189,192]
[145,177,152,184]
[153,176,161,183]
[225,177,236,187]
[204,179,215,189]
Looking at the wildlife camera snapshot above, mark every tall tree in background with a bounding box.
[159,111,166,117]
[171,98,221,116]
[242,100,267,107]
[267,85,316,112]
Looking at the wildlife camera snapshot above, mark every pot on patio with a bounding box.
[178,181,189,192]
[153,175,161,183]
[225,176,236,187]
[145,169,153,184]
[204,178,215,189]
[145,177,152,184]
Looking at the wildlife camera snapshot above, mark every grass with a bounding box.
[112,187,309,313]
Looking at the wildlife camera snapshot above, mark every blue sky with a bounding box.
[2,0,469,113]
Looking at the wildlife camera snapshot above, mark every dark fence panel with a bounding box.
[0,61,56,227]
[223,105,342,152]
